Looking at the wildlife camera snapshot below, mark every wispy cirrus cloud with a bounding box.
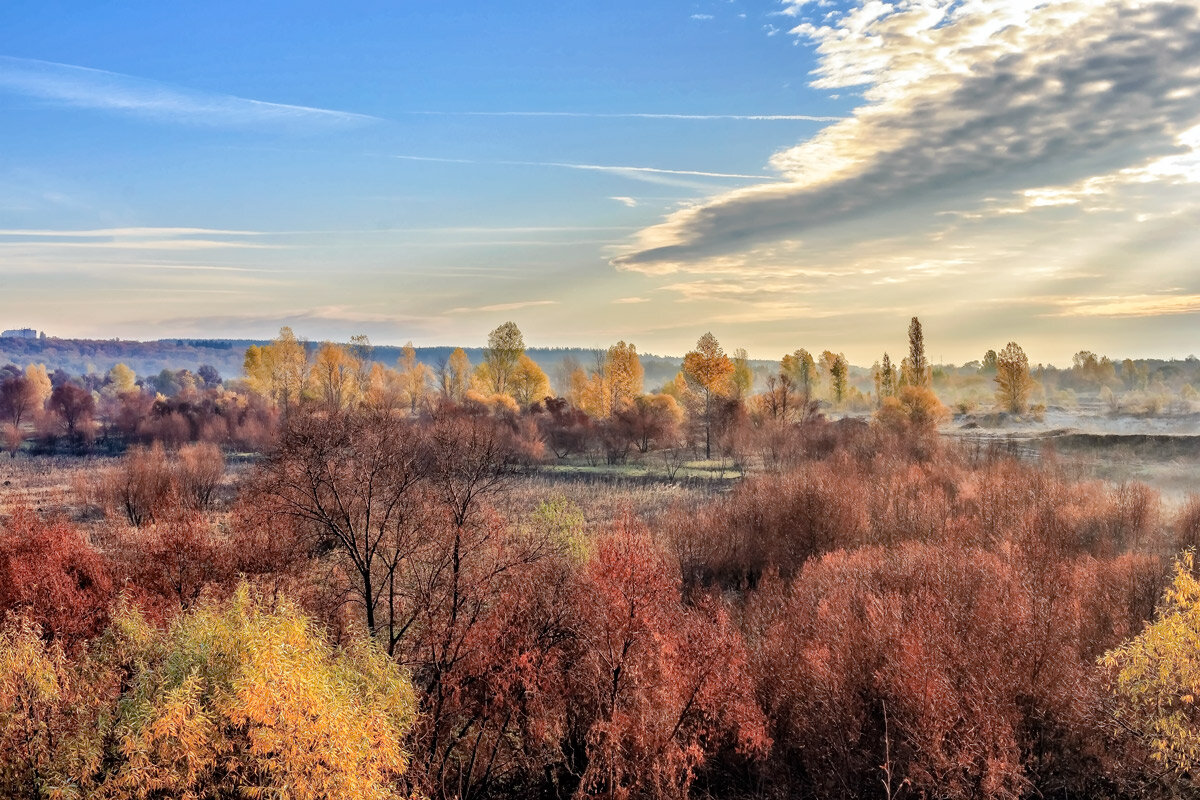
[446,299,559,314]
[402,110,841,122]
[0,226,264,238]
[0,55,378,129]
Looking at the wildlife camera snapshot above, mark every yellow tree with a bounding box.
[683,332,733,459]
[509,354,551,408]
[106,363,137,395]
[397,342,432,413]
[87,588,417,800]
[24,364,51,410]
[605,341,644,415]
[244,327,308,414]
[0,617,75,799]
[310,342,361,410]
[441,347,471,402]
[363,362,406,411]
[994,341,1034,414]
[1102,552,1200,779]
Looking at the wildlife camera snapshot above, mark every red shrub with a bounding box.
[0,506,113,646]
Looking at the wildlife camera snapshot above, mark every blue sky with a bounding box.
[2,1,1200,365]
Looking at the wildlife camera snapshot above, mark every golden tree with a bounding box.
[683,332,734,459]
[509,354,551,408]
[310,341,361,410]
[244,327,308,414]
[397,342,432,413]
[605,341,644,414]
[91,588,417,800]
[1102,552,1200,779]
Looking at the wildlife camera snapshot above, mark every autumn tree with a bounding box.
[683,332,734,459]
[397,342,433,413]
[480,321,525,395]
[106,363,137,395]
[570,525,767,800]
[439,347,472,402]
[510,353,551,408]
[24,364,51,410]
[86,588,417,799]
[605,341,644,414]
[0,506,113,646]
[875,385,949,436]
[995,341,1035,414]
[1101,551,1200,781]
[0,617,82,799]
[731,347,753,400]
[244,326,308,414]
[310,341,361,409]
[622,393,682,453]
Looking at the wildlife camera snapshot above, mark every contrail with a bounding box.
[404,110,841,122]
[393,154,767,180]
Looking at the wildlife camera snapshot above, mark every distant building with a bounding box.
[1,328,38,339]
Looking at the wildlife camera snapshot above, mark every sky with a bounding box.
[1,0,1199,366]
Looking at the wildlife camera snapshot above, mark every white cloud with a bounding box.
[614,1,1200,271]
[610,196,640,207]
[0,56,377,129]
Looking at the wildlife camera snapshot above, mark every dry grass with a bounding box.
[499,471,724,535]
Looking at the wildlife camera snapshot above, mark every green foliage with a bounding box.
[528,495,589,561]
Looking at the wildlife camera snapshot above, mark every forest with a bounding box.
[3,319,1200,799]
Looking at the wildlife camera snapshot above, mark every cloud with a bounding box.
[613,1,1200,271]
[1051,293,1200,318]
[446,299,559,314]
[0,55,377,129]
[0,226,264,237]
[691,14,715,20]
[611,196,640,207]
[613,296,650,304]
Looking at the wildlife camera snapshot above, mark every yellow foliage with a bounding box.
[88,587,417,800]
[243,327,308,412]
[1101,551,1200,776]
